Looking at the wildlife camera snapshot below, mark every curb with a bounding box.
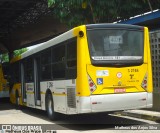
[114,111,160,123]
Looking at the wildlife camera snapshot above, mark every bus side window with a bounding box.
[25,58,33,83]
[52,44,65,79]
[52,45,65,62]
[41,49,52,81]
[66,39,77,68]
[66,38,77,79]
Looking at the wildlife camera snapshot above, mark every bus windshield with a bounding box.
[87,28,144,65]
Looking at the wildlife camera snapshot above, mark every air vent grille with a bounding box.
[67,88,76,108]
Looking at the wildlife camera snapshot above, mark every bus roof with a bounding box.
[21,28,74,59]
[86,23,144,30]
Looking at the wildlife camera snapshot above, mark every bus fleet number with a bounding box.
[128,69,139,72]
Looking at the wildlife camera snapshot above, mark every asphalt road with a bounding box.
[0,98,159,133]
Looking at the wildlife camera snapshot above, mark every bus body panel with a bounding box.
[40,80,76,114]
[144,27,153,93]
[77,92,152,113]
[87,64,148,94]
[76,25,91,97]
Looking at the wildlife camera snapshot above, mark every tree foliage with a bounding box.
[0,53,9,63]
[13,48,28,57]
[0,48,27,63]
[48,0,160,28]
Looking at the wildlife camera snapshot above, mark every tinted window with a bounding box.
[66,38,77,79]
[41,49,52,80]
[53,45,65,62]
[52,45,65,79]
[25,58,33,82]
[67,40,77,68]
[87,29,143,60]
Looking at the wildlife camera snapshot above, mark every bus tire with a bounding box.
[46,93,58,120]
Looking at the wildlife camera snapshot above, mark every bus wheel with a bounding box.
[46,93,58,120]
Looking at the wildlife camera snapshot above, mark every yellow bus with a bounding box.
[10,24,153,120]
[0,63,9,98]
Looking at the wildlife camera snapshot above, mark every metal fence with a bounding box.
[150,31,160,93]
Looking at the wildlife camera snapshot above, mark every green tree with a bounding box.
[0,53,9,63]
[13,48,28,57]
[48,0,160,28]
[0,48,28,63]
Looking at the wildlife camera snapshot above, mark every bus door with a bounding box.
[34,56,41,106]
[21,62,26,103]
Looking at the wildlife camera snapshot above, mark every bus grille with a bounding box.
[67,88,76,108]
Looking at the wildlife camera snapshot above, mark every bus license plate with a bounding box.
[114,88,126,93]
